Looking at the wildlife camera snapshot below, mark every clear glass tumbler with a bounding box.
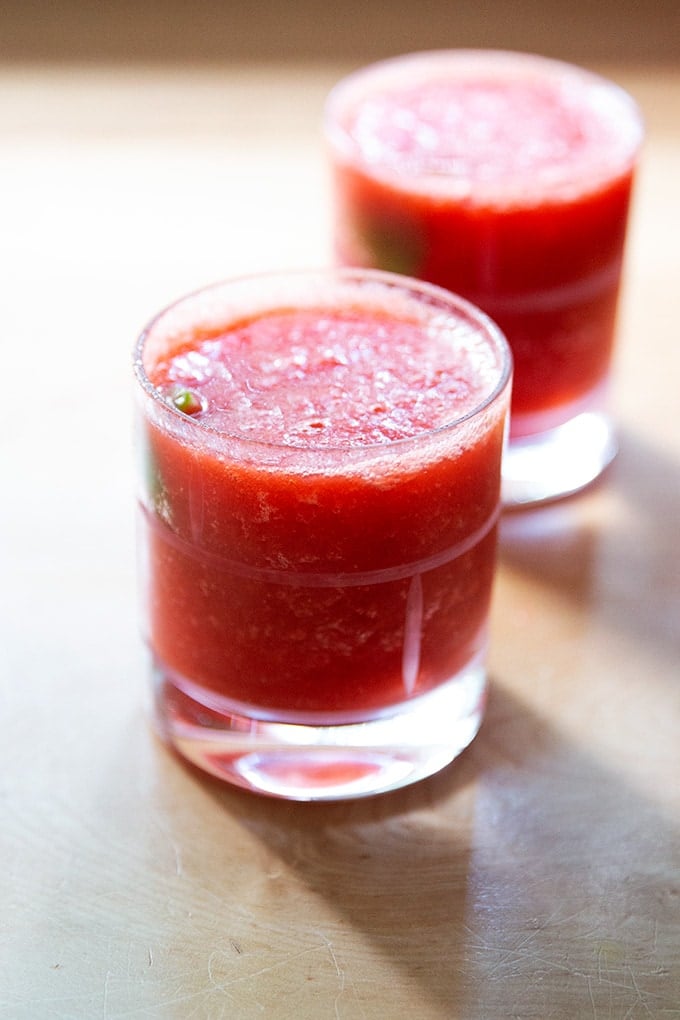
[324,50,644,506]
[134,269,511,800]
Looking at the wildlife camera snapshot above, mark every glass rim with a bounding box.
[133,267,512,457]
[323,48,645,196]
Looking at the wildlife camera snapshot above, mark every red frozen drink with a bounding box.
[135,270,511,798]
[325,51,643,503]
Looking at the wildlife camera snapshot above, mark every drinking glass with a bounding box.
[324,50,643,505]
[134,269,511,799]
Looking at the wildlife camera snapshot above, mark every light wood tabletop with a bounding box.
[2,3,679,1017]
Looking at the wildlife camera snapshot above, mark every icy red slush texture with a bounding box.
[325,51,643,437]
[135,272,511,721]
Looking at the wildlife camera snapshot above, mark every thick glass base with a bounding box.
[150,656,487,801]
[502,409,617,508]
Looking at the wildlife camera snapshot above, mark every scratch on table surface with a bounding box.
[204,934,366,1017]
[596,937,624,1019]
[474,920,576,981]
[318,933,345,1020]
[166,832,183,877]
[102,969,113,1016]
[466,908,558,965]
[151,813,184,877]
[9,983,221,1020]
[627,966,655,1018]
[464,917,680,1020]
[586,975,597,1020]
[152,979,247,1019]
[206,941,326,991]
[316,931,367,1020]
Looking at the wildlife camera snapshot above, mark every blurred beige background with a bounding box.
[2,0,679,66]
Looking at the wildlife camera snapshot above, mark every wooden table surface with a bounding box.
[2,5,679,1016]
